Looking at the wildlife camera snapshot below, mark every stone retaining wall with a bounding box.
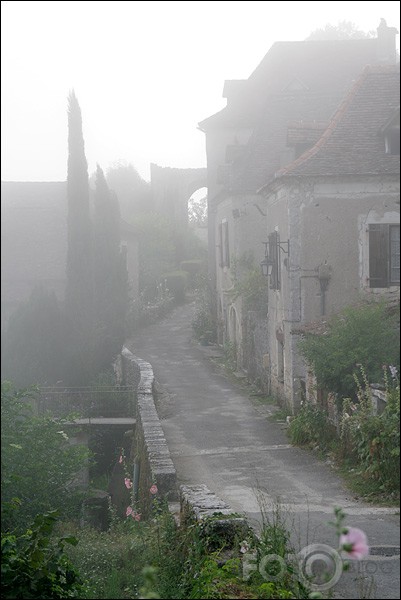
[121,347,178,513]
[180,484,250,549]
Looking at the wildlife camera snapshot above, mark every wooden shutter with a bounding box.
[369,224,389,288]
[390,225,400,284]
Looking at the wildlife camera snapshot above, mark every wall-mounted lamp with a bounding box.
[260,236,290,279]
[260,242,274,276]
[277,239,290,256]
[261,234,290,288]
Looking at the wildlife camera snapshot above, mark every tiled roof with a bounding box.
[199,35,393,194]
[286,121,328,147]
[198,38,380,132]
[275,65,400,178]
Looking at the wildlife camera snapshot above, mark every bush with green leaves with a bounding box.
[298,301,400,400]
[288,366,400,497]
[161,270,188,304]
[340,366,400,493]
[1,510,82,599]
[288,403,337,453]
[1,382,91,533]
[192,273,218,345]
[132,213,206,304]
[231,252,269,314]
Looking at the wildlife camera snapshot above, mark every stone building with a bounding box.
[198,21,399,401]
[150,163,207,227]
[259,65,400,411]
[1,181,68,330]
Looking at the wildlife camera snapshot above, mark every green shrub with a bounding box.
[180,259,204,276]
[298,301,400,400]
[288,403,337,452]
[230,253,269,314]
[1,382,91,533]
[340,367,400,493]
[180,259,205,288]
[192,274,218,344]
[161,270,188,303]
[1,510,82,599]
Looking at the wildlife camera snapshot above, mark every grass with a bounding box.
[58,521,142,599]
[337,462,400,507]
[250,393,277,405]
[267,408,289,422]
[55,495,316,600]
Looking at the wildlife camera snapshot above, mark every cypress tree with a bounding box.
[93,165,128,371]
[65,90,94,384]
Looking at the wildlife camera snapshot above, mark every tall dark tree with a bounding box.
[93,165,128,371]
[65,90,94,384]
[105,160,152,219]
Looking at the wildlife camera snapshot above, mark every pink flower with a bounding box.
[126,506,133,516]
[150,484,158,495]
[119,455,123,464]
[133,513,141,522]
[340,527,369,560]
[124,478,133,489]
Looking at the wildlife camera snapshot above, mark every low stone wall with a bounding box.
[121,347,178,513]
[180,484,250,549]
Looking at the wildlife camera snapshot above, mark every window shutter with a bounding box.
[369,224,389,288]
[390,225,400,284]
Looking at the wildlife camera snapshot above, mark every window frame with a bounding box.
[368,223,400,288]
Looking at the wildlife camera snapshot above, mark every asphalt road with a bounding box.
[127,299,400,599]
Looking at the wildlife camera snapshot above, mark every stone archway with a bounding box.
[150,163,207,227]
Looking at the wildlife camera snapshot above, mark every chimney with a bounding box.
[376,19,398,64]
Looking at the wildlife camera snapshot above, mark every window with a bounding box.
[380,108,399,155]
[369,224,400,287]
[385,128,400,155]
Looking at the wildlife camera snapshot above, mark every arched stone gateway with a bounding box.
[150,163,207,227]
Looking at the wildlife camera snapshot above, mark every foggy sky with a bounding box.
[1,0,399,183]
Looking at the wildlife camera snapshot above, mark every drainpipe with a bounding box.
[318,264,331,316]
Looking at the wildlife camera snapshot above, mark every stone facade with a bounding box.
[150,163,207,228]
[180,484,250,550]
[199,23,399,410]
[260,66,400,412]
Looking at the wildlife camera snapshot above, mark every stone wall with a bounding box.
[121,347,178,514]
[150,163,207,228]
[180,484,250,550]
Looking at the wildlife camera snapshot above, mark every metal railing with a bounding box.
[37,386,136,419]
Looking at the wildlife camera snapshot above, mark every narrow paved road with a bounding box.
[127,300,400,598]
